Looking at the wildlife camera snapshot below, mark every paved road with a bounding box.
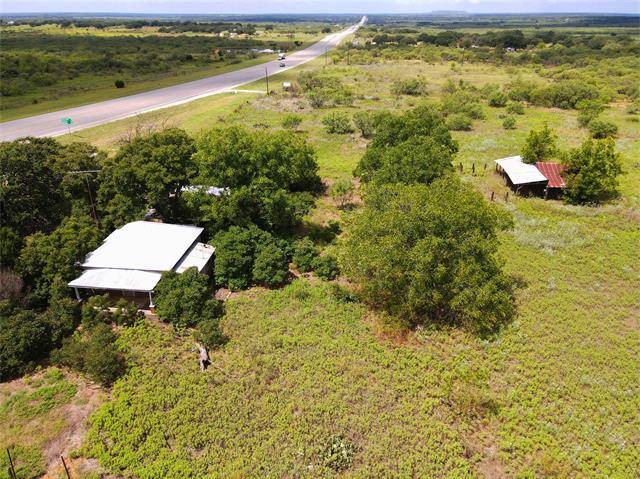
[0,17,366,141]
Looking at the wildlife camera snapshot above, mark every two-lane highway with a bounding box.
[0,17,366,141]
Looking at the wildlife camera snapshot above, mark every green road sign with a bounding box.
[61,117,73,125]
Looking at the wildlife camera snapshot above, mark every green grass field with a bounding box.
[4,47,639,477]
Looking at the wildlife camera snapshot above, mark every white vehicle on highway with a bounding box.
[278,52,286,60]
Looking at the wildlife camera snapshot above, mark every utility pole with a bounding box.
[347,43,350,65]
[67,169,100,225]
[325,47,328,66]
[265,67,269,95]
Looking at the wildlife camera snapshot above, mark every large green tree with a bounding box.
[194,125,321,192]
[563,138,623,205]
[338,178,515,334]
[355,105,457,185]
[521,124,558,164]
[17,214,102,305]
[0,137,66,236]
[154,267,223,329]
[189,126,320,235]
[97,128,196,229]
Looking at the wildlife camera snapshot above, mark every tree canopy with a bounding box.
[0,137,66,236]
[355,106,457,185]
[187,126,321,235]
[563,138,623,205]
[338,178,515,334]
[97,128,196,229]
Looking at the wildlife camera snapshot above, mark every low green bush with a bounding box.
[281,114,302,130]
[312,255,339,281]
[506,102,525,115]
[488,91,508,107]
[587,119,618,138]
[322,112,354,134]
[252,242,289,287]
[390,78,426,96]
[446,113,473,131]
[502,116,517,130]
[54,322,125,386]
[352,111,375,138]
[292,238,318,273]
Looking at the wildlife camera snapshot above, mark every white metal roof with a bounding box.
[82,221,203,272]
[180,185,229,197]
[174,242,216,274]
[69,268,162,292]
[494,156,548,185]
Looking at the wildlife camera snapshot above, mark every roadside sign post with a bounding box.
[61,117,73,134]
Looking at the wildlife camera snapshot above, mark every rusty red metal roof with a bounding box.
[536,162,567,188]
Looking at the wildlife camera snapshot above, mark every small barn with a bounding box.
[495,156,548,196]
[536,162,567,199]
[68,221,215,308]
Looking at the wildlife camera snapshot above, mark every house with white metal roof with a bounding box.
[68,221,215,307]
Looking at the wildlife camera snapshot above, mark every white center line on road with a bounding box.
[0,17,366,141]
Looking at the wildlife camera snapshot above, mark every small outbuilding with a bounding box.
[535,162,567,199]
[68,221,214,308]
[495,156,548,196]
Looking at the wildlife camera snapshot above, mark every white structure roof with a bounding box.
[174,242,216,274]
[82,221,203,272]
[180,185,229,197]
[495,156,548,185]
[69,268,162,292]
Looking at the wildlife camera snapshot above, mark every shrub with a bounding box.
[114,79,125,88]
[506,77,539,102]
[441,91,485,119]
[391,78,426,96]
[54,323,125,386]
[502,116,517,130]
[281,114,302,130]
[292,238,318,273]
[212,226,287,291]
[446,113,473,131]
[587,119,618,139]
[563,138,623,205]
[521,124,558,164]
[252,242,289,287]
[312,254,339,281]
[330,179,355,208]
[0,306,51,380]
[112,299,143,326]
[531,81,599,109]
[576,99,606,127]
[338,178,515,334]
[307,90,328,108]
[195,317,226,350]
[353,111,375,138]
[322,113,354,134]
[488,91,508,107]
[506,101,525,115]
[154,268,223,329]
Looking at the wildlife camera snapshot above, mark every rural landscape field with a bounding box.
[1,6,639,479]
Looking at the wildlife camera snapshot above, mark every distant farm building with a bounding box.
[69,221,214,308]
[495,156,567,199]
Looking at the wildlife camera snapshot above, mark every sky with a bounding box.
[0,0,638,14]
